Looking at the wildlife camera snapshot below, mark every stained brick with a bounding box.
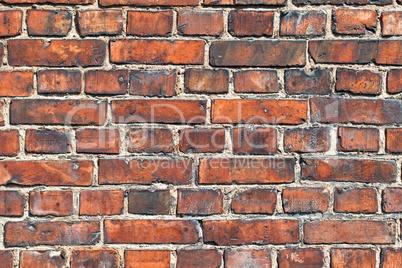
[127,11,173,37]
[229,10,274,37]
[282,187,329,213]
[281,11,326,36]
[27,10,72,36]
[234,70,279,93]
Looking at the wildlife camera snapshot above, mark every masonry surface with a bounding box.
[0,0,401,267]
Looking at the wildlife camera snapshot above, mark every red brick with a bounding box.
[282,187,329,213]
[331,248,376,268]
[104,220,199,244]
[0,101,4,126]
[0,130,19,156]
[231,189,276,214]
[112,100,206,124]
[0,250,13,268]
[129,128,173,153]
[27,10,72,36]
[99,159,192,185]
[8,39,106,67]
[178,189,223,215]
[205,0,286,5]
[199,158,295,184]
[179,128,225,153]
[77,10,123,36]
[20,250,67,268]
[127,11,173,37]
[334,188,378,213]
[387,69,402,94]
[234,70,279,93]
[382,12,402,36]
[229,10,274,37]
[110,39,204,65]
[284,127,330,153]
[26,129,71,154]
[304,220,395,244]
[38,70,82,94]
[383,188,402,213]
[5,221,100,247]
[232,127,277,155]
[85,70,128,95]
[225,249,271,268]
[0,191,24,216]
[100,0,198,6]
[301,158,397,183]
[285,68,331,95]
[3,0,94,3]
[338,127,379,152]
[10,99,107,126]
[0,11,22,37]
[128,190,171,215]
[336,68,381,95]
[178,10,223,36]
[0,44,3,66]
[177,249,222,268]
[71,250,118,268]
[293,0,391,4]
[125,251,170,268]
[210,41,306,66]
[333,9,377,35]
[0,71,34,97]
[0,160,93,186]
[80,190,124,216]
[212,99,307,124]
[381,248,402,268]
[29,191,73,216]
[278,248,324,268]
[376,40,402,65]
[184,69,229,94]
[310,98,402,124]
[130,70,177,96]
[280,11,326,36]
[386,128,402,153]
[204,219,299,245]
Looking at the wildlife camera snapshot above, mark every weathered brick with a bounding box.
[282,187,329,213]
[130,70,177,96]
[285,68,331,95]
[127,11,173,37]
[210,41,306,66]
[205,0,286,5]
[184,69,229,94]
[0,250,13,268]
[199,158,295,184]
[334,188,378,213]
[381,248,402,268]
[232,127,277,155]
[8,39,106,67]
[20,250,67,268]
[229,10,274,37]
[80,190,124,216]
[110,39,204,65]
[178,189,223,215]
[0,71,34,97]
[333,9,377,35]
[38,70,82,94]
[0,44,3,66]
[5,221,100,247]
[112,100,206,124]
[383,188,402,212]
[29,191,73,216]
[85,70,128,95]
[310,98,402,124]
[386,128,402,153]
[301,158,397,183]
[177,249,222,268]
[100,0,198,6]
[179,128,225,153]
[234,70,279,93]
[204,219,299,245]
[128,189,171,215]
[104,220,199,244]
[231,189,277,214]
[0,130,19,156]
[284,127,330,153]
[0,191,24,216]
[278,248,324,268]
[304,221,395,244]
[376,40,402,65]
[99,159,192,185]
[0,10,22,37]
[382,12,402,36]
[128,128,173,153]
[331,248,376,268]
[387,69,402,94]
[212,99,307,124]
[178,10,224,36]
[125,250,170,268]
[77,10,123,36]
[293,0,391,5]
[280,11,326,36]
[0,160,93,186]
[25,129,71,154]
[0,101,5,126]
[3,0,94,3]
[27,10,72,36]
[71,250,118,268]
[336,68,382,95]
[225,248,271,268]
[338,127,379,152]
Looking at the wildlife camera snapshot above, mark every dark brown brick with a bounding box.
[25,129,71,154]
[232,127,277,155]
[128,189,171,215]
[37,70,82,94]
[130,70,177,96]
[178,189,224,215]
[282,187,330,213]
[281,11,326,36]
[278,248,324,268]
[331,248,376,268]
[85,70,128,95]
[177,249,222,268]
[334,188,378,213]
[128,128,173,153]
[234,70,279,93]
[71,250,118,268]
[284,127,330,153]
[229,10,274,37]
[80,190,124,216]
[29,191,73,216]
[179,128,225,153]
[178,10,224,36]
[27,10,72,36]
[338,127,379,152]
[231,189,277,214]
[285,68,331,94]
[336,68,382,95]
[127,11,173,37]
[0,191,25,217]
[333,9,377,35]
[184,69,229,94]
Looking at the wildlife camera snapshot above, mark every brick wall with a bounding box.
[0,0,401,267]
